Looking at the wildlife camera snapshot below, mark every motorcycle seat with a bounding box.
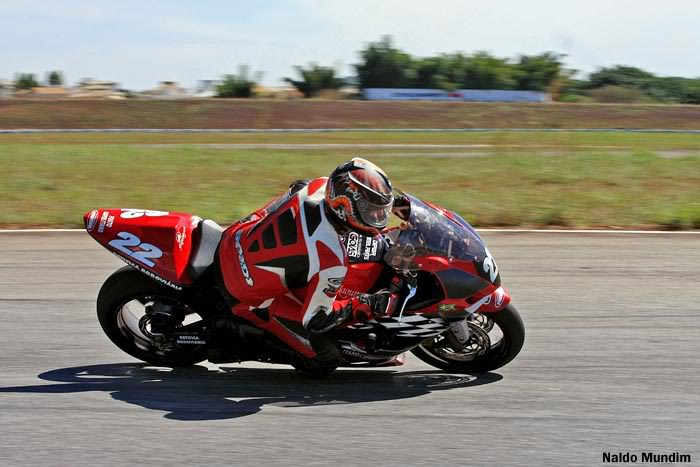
[189,219,224,279]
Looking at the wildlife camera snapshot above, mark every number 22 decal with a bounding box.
[482,248,499,283]
[108,232,163,267]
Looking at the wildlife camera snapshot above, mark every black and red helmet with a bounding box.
[325,158,394,235]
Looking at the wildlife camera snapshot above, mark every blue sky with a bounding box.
[1,0,698,89]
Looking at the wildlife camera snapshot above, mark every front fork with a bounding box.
[447,320,471,346]
[444,286,508,348]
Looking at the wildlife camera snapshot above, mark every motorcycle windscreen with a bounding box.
[383,193,486,271]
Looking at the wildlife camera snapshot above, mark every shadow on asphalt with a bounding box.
[0,363,502,421]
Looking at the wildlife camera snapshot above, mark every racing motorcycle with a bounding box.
[84,193,524,376]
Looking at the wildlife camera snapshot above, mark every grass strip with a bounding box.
[2,144,699,229]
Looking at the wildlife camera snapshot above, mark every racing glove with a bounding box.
[308,291,400,334]
[350,290,399,322]
[392,194,411,221]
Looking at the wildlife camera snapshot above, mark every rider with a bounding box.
[217,158,397,366]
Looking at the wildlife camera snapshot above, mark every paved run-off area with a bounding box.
[0,232,698,466]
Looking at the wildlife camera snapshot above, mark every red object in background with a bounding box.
[84,208,200,287]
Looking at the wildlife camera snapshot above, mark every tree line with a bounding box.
[7,37,700,104]
[12,71,63,89]
[355,36,563,92]
[219,36,700,103]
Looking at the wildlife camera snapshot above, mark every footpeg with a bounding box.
[366,333,377,352]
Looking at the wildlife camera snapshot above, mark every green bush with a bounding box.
[14,73,39,90]
[556,94,593,103]
[216,66,261,98]
[284,63,343,98]
[47,71,64,86]
[587,85,657,104]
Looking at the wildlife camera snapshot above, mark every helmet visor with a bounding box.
[357,198,392,229]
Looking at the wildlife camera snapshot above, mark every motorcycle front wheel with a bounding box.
[411,304,525,373]
[97,266,209,366]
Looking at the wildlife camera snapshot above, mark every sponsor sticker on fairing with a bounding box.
[97,211,109,233]
[438,303,465,319]
[175,226,187,251]
[495,287,505,307]
[86,210,99,232]
[113,253,183,291]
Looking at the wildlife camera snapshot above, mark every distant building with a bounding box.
[25,86,69,98]
[140,81,189,99]
[192,80,221,98]
[71,78,127,99]
[254,84,303,99]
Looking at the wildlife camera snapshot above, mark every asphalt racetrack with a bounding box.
[1,231,698,466]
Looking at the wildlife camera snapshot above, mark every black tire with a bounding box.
[97,266,208,366]
[411,304,525,373]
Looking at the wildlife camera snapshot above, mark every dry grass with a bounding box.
[1,99,700,129]
[2,140,699,229]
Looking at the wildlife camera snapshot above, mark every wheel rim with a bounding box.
[470,312,494,332]
[115,294,204,357]
[419,314,506,363]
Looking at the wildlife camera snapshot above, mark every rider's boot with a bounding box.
[308,333,344,366]
[305,307,354,367]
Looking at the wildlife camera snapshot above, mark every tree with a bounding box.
[284,63,343,98]
[587,85,655,103]
[581,66,700,103]
[47,71,64,86]
[586,65,655,90]
[355,36,416,88]
[460,52,517,89]
[413,57,443,89]
[216,66,262,98]
[15,73,39,90]
[679,79,700,104]
[515,52,565,91]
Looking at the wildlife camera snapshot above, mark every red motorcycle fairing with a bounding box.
[84,208,201,289]
[402,285,511,320]
[339,251,511,325]
[472,286,511,313]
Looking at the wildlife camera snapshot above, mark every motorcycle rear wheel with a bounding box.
[97,266,208,366]
[411,304,524,373]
